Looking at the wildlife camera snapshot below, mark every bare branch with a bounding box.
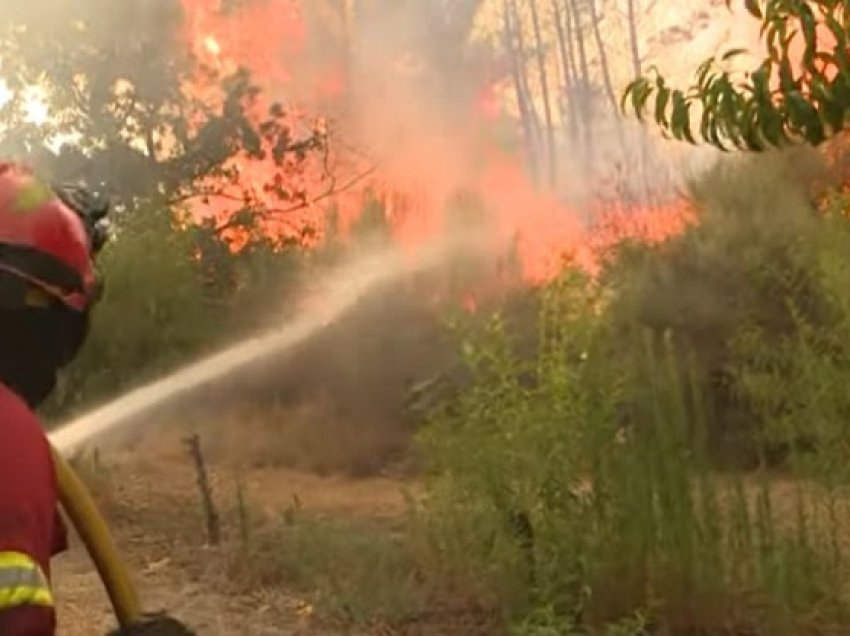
[168,188,246,206]
[213,164,378,236]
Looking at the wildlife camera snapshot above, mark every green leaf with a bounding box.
[682,107,697,144]
[622,78,652,118]
[696,59,715,91]
[765,23,782,62]
[761,106,786,147]
[716,81,739,126]
[786,91,825,144]
[810,74,833,104]
[702,77,722,111]
[798,5,818,69]
[700,105,714,142]
[751,62,772,102]
[825,78,850,132]
[818,97,844,134]
[778,56,798,92]
[654,85,671,127]
[710,120,730,152]
[721,48,750,61]
[743,0,762,19]
[669,91,691,142]
[742,119,764,151]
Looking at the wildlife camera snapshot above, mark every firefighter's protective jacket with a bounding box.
[0,381,68,634]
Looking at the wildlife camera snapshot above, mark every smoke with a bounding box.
[0,0,743,267]
[50,230,497,455]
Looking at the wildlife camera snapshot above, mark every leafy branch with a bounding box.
[622,0,850,151]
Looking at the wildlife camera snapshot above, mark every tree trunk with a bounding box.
[502,0,540,180]
[566,0,594,169]
[507,0,544,161]
[624,0,653,203]
[587,0,627,178]
[551,0,578,146]
[586,0,618,114]
[529,0,557,188]
[568,1,591,100]
[626,0,642,78]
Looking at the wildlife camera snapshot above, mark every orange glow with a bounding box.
[176,0,693,285]
[203,35,221,57]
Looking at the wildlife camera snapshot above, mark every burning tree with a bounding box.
[0,0,330,243]
[3,1,353,415]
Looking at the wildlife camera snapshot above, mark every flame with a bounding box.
[203,35,221,57]
[176,0,693,288]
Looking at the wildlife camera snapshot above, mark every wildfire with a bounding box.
[177,0,692,287]
[203,35,222,57]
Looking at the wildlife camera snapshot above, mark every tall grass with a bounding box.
[418,150,850,634]
[420,279,850,634]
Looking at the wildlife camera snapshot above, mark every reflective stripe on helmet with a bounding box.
[0,264,87,312]
[0,551,53,610]
[0,241,88,311]
[0,243,85,294]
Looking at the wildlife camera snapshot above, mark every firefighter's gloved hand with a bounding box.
[107,613,196,636]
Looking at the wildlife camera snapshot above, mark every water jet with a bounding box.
[49,235,486,454]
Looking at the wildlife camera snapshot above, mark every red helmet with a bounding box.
[0,162,105,312]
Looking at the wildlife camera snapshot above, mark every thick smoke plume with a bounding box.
[179,0,698,282]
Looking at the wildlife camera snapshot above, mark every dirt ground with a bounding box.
[52,439,417,636]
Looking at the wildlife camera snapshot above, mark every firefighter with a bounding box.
[0,162,188,635]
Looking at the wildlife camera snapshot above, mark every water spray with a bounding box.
[49,234,488,455]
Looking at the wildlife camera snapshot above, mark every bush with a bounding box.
[419,269,850,633]
[599,148,850,467]
[228,511,426,625]
[418,149,850,633]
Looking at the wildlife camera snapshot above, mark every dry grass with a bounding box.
[64,438,496,635]
[70,422,850,636]
[111,398,415,479]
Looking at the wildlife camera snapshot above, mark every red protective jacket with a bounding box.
[0,381,68,635]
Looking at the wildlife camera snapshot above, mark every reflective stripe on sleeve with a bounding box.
[0,551,53,609]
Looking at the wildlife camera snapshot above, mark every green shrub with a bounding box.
[419,266,850,634]
[600,148,850,467]
[229,512,425,625]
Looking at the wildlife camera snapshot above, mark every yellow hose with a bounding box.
[50,444,142,628]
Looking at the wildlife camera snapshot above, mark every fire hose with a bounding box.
[50,445,195,635]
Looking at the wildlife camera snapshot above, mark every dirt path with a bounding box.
[51,447,415,636]
[54,532,315,636]
[54,506,316,635]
